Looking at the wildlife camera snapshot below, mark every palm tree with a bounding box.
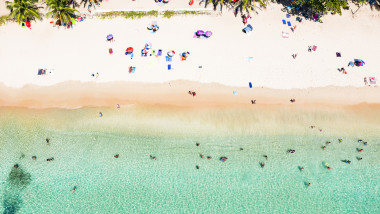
[46,0,79,25]
[5,0,42,24]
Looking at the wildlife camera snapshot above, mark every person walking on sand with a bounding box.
[251,100,256,104]
[292,53,297,59]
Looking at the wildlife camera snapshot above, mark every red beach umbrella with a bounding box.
[126,47,133,53]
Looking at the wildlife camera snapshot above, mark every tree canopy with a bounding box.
[5,0,42,24]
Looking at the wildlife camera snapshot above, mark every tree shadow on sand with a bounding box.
[2,164,31,214]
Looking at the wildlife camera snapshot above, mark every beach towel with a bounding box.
[312,45,317,51]
[287,21,291,26]
[282,20,286,25]
[369,77,376,84]
[166,56,172,62]
[282,32,289,38]
[233,91,238,95]
[129,67,136,73]
[168,64,172,70]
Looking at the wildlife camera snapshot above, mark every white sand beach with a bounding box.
[0,1,379,91]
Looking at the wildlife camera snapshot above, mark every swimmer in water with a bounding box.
[363,142,367,145]
[14,164,19,169]
[150,155,156,160]
[327,166,331,170]
[298,166,304,171]
[46,138,50,145]
[308,183,311,187]
[263,155,268,160]
[114,154,119,158]
[338,139,342,143]
[240,148,244,151]
[322,146,326,150]
[196,165,199,169]
[260,162,265,168]
[200,154,204,158]
[207,156,212,159]
[72,186,77,192]
[341,160,351,164]
[357,157,362,161]
[357,148,364,152]
[196,142,200,146]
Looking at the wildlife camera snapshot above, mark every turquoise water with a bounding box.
[0,106,379,213]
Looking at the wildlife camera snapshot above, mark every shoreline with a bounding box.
[0,80,379,109]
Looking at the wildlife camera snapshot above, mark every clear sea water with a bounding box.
[0,106,379,213]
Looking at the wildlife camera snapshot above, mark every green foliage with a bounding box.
[99,11,159,19]
[46,0,79,25]
[0,16,9,26]
[5,0,42,24]
[162,10,176,18]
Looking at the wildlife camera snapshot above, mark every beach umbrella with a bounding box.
[196,30,205,36]
[126,47,133,53]
[145,43,152,49]
[167,50,175,57]
[107,34,113,40]
[205,31,212,37]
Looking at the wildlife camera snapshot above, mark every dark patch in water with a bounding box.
[2,164,31,214]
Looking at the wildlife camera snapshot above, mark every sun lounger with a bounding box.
[282,20,286,25]
[287,21,291,26]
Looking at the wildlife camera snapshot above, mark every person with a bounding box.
[72,186,77,192]
[242,14,248,25]
[260,162,265,168]
[363,141,368,146]
[47,157,54,161]
[46,138,50,144]
[200,154,204,158]
[326,166,331,169]
[192,92,196,96]
[207,156,212,159]
[322,146,326,150]
[307,182,311,187]
[310,126,315,129]
[338,139,342,143]
[342,160,351,164]
[326,141,331,145]
[114,154,119,158]
[357,157,362,161]
[196,165,199,169]
[364,77,368,85]
[292,53,297,59]
[288,149,295,153]
[99,112,103,117]
[240,148,244,151]
[196,142,200,146]
[308,46,312,52]
[188,91,192,95]
[290,99,295,103]
[116,104,120,109]
[263,155,268,160]
[357,148,363,152]
[14,164,19,169]
[32,156,37,160]
[251,100,256,104]
[299,166,304,171]
[150,155,156,160]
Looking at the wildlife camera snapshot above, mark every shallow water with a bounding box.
[0,106,379,213]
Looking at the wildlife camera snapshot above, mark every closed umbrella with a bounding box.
[107,34,113,40]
